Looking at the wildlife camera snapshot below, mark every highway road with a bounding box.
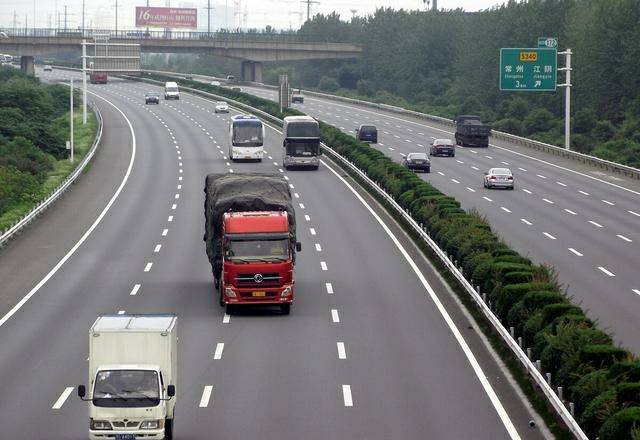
[234,85,640,354]
[0,69,546,439]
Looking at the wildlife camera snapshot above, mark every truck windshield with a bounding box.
[285,141,320,157]
[167,87,178,93]
[93,370,160,408]
[233,121,263,146]
[226,238,289,261]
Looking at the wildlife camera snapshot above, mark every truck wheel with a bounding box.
[280,304,291,315]
[226,304,235,315]
[214,277,219,290]
[218,288,224,307]
[165,418,174,440]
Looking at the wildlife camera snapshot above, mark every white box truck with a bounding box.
[78,314,177,440]
[164,81,180,100]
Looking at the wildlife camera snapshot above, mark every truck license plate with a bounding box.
[244,156,251,159]
[252,291,266,297]
[115,435,136,440]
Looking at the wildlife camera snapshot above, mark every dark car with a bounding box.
[402,152,430,173]
[355,125,378,143]
[145,92,160,104]
[430,138,455,157]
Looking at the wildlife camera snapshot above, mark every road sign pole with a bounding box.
[70,77,74,164]
[82,40,87,125]
[558,49,573,150]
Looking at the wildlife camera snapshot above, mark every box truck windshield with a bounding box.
[93,369,160,407]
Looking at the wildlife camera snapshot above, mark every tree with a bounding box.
[318,76,339,92]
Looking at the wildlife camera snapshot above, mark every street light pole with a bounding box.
[82,40,87,124]
[70,77,75,163]
[557,49,573,150]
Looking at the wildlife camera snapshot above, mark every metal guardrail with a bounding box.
[0,100,103,248]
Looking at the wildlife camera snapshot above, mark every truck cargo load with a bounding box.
[454,115,491,148]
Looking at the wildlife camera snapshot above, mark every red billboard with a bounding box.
[135,7,198,28]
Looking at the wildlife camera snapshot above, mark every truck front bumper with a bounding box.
[223,284,294,305]
[89,428,164,440]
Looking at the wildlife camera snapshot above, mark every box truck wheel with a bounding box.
[280,304,291,315]
[165,417,174,440]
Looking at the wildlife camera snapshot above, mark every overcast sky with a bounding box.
[1,0,509,31]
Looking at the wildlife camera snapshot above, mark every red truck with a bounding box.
[89,72,108,84]
[204,173,301,315]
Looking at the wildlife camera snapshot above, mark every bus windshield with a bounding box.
[286,122,320,138]
[232,121,263,146]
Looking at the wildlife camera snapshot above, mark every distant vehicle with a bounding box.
[43,65,53,72]
[454,115,491,148]
[483,168,514,189]
[145,92,160,104]
[89,72,108,84]
[1,54,13,63]
[125,31,150,38]
[210,80,221,86]
[430,138,455,157]
[355,125,378,143]
[0,31,8,39]
[204,173,301,315]
[77,314,177,440]
[291,89,304,104]
[229,114,264,161]
[164,81,179,100]
[402,152,431,173]
[214,101,229,113]
[231,86,241,92]
[282,115,321,170]
[184,74,193,80]
[226,75,236,84]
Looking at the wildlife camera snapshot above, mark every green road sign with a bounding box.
[499,48,557,92]
[537,37,558,48]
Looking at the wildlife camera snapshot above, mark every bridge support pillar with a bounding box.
[20,56,35,76]
[241,61,263,83]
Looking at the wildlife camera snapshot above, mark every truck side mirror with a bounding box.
[77,385,86,398]
[296,242,302,252]
[167,385,175,397]
[282,140,286,147]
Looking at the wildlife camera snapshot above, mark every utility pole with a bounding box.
[205,0,214,35]
[33,0,36,31]
[300,0,319,22]
[350,9,357,20]
[64,6,67,32]
[114,0,119,35]
[70,77,75,164]
[82,0,85,35]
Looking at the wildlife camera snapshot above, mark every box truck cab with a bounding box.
[164,82,179,100]
[78,314,177,440]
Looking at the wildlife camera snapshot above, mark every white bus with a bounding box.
[282,115,321,170]
[229,114,265,161]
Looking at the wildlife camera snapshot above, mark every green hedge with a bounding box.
[147,73,640,438]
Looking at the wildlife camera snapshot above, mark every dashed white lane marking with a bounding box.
[617,234,632,242]
[315,243,322,252]
[564,208,577,215]
[578,190,590,196]
[456,160,464,164]
[633,289,640,296]
[326,283,334,294]
[337,342,347,359]
[310,228,316,235]
[52,387,74,409]
[213,343,224,360]
[598,267,615,277]
[485,155,493,159]
[602,199,615,206]
[521,218,532,226]
[589,220,603,228]
[171,204,177,210]
[304,215,311,221]
[500,161,509,165]
[518,167,527,172]
[223,314,230,324]
[471,166,479,170]
[199,386,213,408]
[144,262,153,272]
[629,210,640,217]
[569,248,583,256]
[229,169,234,173]
[467,187,476,192]
[154,244,162,253]
[536,174,547,179]
[320,261,328,271]
[543,232,556,240]
[451,179,460,184]
[118,310,126,315]
[482,196,493,202]
[342,385,353,407]
[437,171,445,176]
[299,203,305,209]
[331,309,340,323]
[556,181,567,187]
[168,216,173,222]
[130,284,141,296]
[522,189,532,194]
[542,198,554,204]
[294,193,300,198]
[162,229,168,236]
[501,207,511,213]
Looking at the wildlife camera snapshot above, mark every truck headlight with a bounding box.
[280,286,292,297]
[90,420,112,430]
[140,419,162,429]
[225,287,236,297]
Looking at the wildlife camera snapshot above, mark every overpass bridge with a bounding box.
[0,28,362,82]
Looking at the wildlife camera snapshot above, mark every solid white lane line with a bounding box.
[342,385,353,407]
[315,243,322,252]
[633,289,640,296]
[602,199,615,206]
[162,229,168,236]
[522,189,532,194]
[568,248,583,256]
[199,386,213,408]
[304,214,311,221]
[331,309,340,323]
[337,342,347,359]
[564,209,577,215]
[617,234,632,242]
[501,207,511,213]
[213,343,224,360]
[310,228,316,235]
[578,190,590,196]
[598,267,616,277]
[321,159,521,439]
[130,284,141,296]
[521,219,532,226]
[0,93,137,329]
[326,283,334,294]
[52,387,74,409]
[223,314,230,324]
[144,263,153,272]
[543,232,556,240]
[589,220,603,228]
[483,196,493,202]
[556,181,567,187]
[630,210,640,217]
[154,244,162,253]
[542,198,554,204]
[321,261,328,271]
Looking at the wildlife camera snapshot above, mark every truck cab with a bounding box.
[291,89,304,104]
[89,72,108,84]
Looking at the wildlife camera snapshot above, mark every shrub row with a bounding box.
[147,73,640,438]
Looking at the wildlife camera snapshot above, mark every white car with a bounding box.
[483,168,514,189]
[214,101,229,113]
[43,65,53,72]
[211,80,221,86]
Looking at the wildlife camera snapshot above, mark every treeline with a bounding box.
[264,1,640,167]
[0,67,72,219]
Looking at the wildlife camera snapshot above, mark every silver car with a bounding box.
[214,101,229,113]
[483,168,514,189]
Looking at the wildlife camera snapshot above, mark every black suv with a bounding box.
[355,125,378,143]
